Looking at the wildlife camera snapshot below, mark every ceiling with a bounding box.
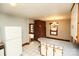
[0,3,73,21]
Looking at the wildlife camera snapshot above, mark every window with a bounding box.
[29,23,34,34]
[50,22,58,35]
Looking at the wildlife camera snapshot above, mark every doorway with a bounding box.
[34,20,46,41]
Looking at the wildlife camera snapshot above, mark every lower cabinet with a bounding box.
[40,42,63,56]
[40,42,46,56]
[47,44,54,56]
[0,49,4,56]
[54,45,63,56]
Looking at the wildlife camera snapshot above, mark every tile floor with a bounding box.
[22,39,79,56]
[22,41,41,56]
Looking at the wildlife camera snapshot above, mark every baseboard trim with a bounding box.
[46,37,70,42]
[22,42,30,46]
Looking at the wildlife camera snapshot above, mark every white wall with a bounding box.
[0,13,29,44]
[71,4,78,40]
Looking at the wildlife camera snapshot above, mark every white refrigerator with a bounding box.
[1,26,22,56]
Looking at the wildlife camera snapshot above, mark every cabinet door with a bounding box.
[0,49,4,56]
[40,42,46,56]
[47,44,54,56]
[54,46,63,56]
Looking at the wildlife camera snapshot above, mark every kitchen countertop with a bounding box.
[38,37,72,48]
[38,38,65,47]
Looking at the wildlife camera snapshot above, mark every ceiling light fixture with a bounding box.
[51,16,59,26]
[10,3,16,6]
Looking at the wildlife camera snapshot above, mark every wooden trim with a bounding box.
[46,37,70,42]
[70,3,75,12]
[22,43,29,46]
[50,28,58,36]
[29,23,34,34]
[50,23,58,36]
[77,3,79,44]
[0,45,4,50]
